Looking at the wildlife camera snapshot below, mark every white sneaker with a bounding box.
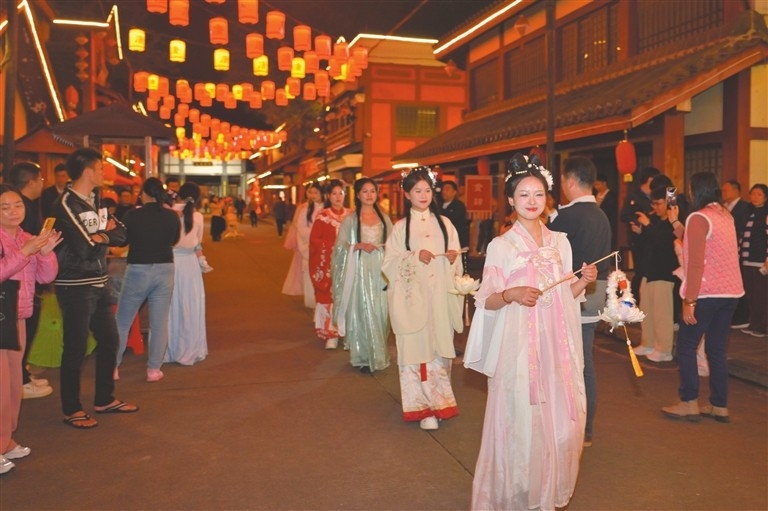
[419,417,439,430]
[324,338,339,350]
[633,345,654,356]
[30,376,49,387]
[22,382,53,399]
[731,323,749,329]
[0,456,14,475]
[646,351,673,362]
[4,445,30,460]
[198,256,214,273]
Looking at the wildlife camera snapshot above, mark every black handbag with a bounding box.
[0,278,20,350]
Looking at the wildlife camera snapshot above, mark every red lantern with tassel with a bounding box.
[616,136,637,174]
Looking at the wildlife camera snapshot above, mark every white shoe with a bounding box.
[646,351,673,362]
[324,338,339,350]
[22,382,53,399]
[419,417,439,430]
[4,445,30,460]
[30,376,49,387]
[633,345,654,356]
[0,456,14,474]
[198,256,214,273]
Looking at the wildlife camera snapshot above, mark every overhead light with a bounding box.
[434,0,524,56]
[106,157,130,172]
[257,171,272,179]
[392,162,420,169]
[53,19,109,28]
[348,33,438,48]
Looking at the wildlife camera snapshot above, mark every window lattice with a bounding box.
[470,58,499,110]
[636,0,724,53]
[684,145,722,185]
[395,106,439,138]
[559,2,619,80]
[504,36,546,98]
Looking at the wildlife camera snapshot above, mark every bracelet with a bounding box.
[683,298,697,306]
[501,290,514,304]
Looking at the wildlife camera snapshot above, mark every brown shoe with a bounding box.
[661,400,701,422]
[700,404,730,423]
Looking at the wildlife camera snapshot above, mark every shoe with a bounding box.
[646,351,673,362]
[0,456,14,475]
[731,323,750,329]
[146,369,164,382]
[22,382,53,399]
[359,366,372,374]
[700,404,730,423]
[747,331,767,338]
[633,345,654,356]
[30,376,49,387]
[324,338,338,350]
[741,329,754,335]
[419,417,439,430]
[661,400,701,422]
[583,435,593,448]
[198,256,214,273]
[4,445,30,460]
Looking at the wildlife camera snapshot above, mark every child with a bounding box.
[382,167,464,431]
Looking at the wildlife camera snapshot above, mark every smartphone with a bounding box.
[666,187,678,207]
[40,217,56,234]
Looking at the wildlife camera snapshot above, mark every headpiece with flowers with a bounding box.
[400,165,437,189]
[505,153,554,191]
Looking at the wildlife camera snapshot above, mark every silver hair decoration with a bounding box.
[401,165,437,189]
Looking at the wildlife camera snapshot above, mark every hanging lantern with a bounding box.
[316,81,329,98]
[204,82,216,99]
[249,91,262,109]
[180,88,193,104]
[333,39,348,59]
[290,57,306,78]
[352,46,368,68]
[194,83,206,101]
[162,95,175,109]
[224,93,237,109]
[200,95,213,107]
[169,39,186,62]
[133,71,149,92]
[147,96,159,111]
[209,17,228,45]
[168,0,189,26]
[214,48,230,71]
[146,0,167,14]
[177,103,189,117]
[266,11,285,40]
[148,73,160,91]
[189,108,200,123]
[277,47,294,71]
[232,84,244,100]
[616,138,637,174]
[275,88,288,106]
[238,0,258,24]
[315,35,331,59]
[158,76,170,95]
[128,29,145,52]
[246,33,264,58]
[293,25,311,51]
[286,77,300,97]
[176,127,186,140]
[215,83,229,102]
[252,55,269,76]
[175,79,190,96]
[159,106,171,119]
[261,80,275,100]
[303,51,319,74]
[328,57,342,78]
[303,82,316,101]
[148,89,161,101]
[174,113,185,127]
[201,113,211,126]
[205,0,224,3]
[240,83,254,98]
[285,85,295,100]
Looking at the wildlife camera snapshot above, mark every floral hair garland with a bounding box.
[505,154,554,191]
[400,165,437,189]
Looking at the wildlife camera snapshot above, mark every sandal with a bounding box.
[63,413,98,429]
[94,400,139,414]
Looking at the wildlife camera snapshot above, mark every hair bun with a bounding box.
[401,166,437,189]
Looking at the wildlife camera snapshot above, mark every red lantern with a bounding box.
[134,71,149,92]
[174,113,185,127]
[175,79,190,96]
[162,95,175,109]
[159,106,171,119]
[246,33,264,58]
[177,103,189,117]
[304,51,319,73]
[238,0,258,24]
[333,40,348,59]
[303,82,316,101]
[189,108,200,123]
[209,17,228,45]
[215,83,229,102]
[147,0,167,14]
[286,77,300,97]
[205,0,224,3]
[201,114,211,126]
[277,47,293,71]
[352,46,368,69]
[158,77,170,95]
[616,139,637,174]
[241,83,254,98]
[293,25,311,51]
[200,95,213,107]
[266,11,285,40]
[315,35,331,59]
[328,57,342,77]
[261,80,275,100]
[225,93,237,109]
[168,0,189,26]
[275,88,288,106]
[147,96,159,111]
[194,83,206,101]
[249,91,262,109]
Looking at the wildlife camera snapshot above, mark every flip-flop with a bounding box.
[63,413,98,429]
[94,401,139,414]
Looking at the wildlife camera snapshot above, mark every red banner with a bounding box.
[465,175,493,219]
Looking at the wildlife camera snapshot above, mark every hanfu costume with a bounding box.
[282,200,324,308]
[309,206,351,342]
[332,213,393,371]
[464,222,586,511]
[382,209,464,423]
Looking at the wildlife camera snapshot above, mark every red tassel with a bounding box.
[420,363,427,382]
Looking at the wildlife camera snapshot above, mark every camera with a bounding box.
[666,187,677,207]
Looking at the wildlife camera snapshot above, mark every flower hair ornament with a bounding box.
[401,165,437,189]
[505,153,554,191]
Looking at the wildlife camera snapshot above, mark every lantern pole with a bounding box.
[2,0,19,180]
[545,0,556,173]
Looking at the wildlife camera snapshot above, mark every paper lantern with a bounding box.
[189,108,200,123]
[194,83,206,101]
[148,89,160,101]
[128,28,145,52]
[133,71,149,92]
[148,73,160,91]
[205,0,224,3]
[246,33,264,58]
[224,93,237,109]
[290,57,305,78]
[316,81,329,98]
[162,95,175,109]
[204,83,216,99]
[286,77,300,97]
[261,80,275,100]
[169,39,186,62]
[328,57,342,78]
[146,0,167,14]
[232,84,244,100]
[200,95,213,107]
[175,79,190,96]
[240,83,254,98]
[352,46,368,69]
[294,25,311,51]
[159,106,171,119]
[214,48,230,71]
[277,47,293,71]
[315,35,331,59]
[215,83,229,101]
[266,11,285,40]
[177,103,189,117]
[275,88,288,106]
[147,96,159,111]
[209,17,228,45]
[168,0,189,26]
[176,127,186,140]
[303,82,317,101]
[174,113,185,127]
[158,77,170,95]
[616,140,637,174]
[249,91,262,109]
[201,114,212,127]
[349,58,363,77]
[304,51,319,74]
[238,0,258,24]
[333,40,348,59]
[252,55,269,76]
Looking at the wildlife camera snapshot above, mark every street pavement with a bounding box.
[2,218,767,510]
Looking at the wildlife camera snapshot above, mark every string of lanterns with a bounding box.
[126,0,369,161]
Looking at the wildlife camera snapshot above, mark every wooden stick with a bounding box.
[539,251,619,293]
[434,247,469,257]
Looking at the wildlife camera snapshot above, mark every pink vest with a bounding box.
[681,204,744,298]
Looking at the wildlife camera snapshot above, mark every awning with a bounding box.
[259,150,309,175]
[394,12,768,166]
[15,125,75,154]
[52,103,175,143]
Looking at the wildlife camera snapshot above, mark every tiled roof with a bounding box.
[395,12,768,165]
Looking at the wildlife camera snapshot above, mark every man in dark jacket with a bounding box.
[40,163,69,220]
[53,148,137,428]
[722,179,751,328]
[440,181,470,249]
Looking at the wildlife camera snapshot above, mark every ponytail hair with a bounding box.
[143,177,170,205]
[401,167,448,251]
[305,181,324,225]
[178,182,201,234]
[353,178,388,244]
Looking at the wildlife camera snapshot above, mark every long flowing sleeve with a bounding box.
[309,212,336,302]
[331,215,356,331]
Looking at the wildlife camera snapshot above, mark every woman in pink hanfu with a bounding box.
[464,154,597,511]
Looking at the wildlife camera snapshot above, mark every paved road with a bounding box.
[3,220,766,510]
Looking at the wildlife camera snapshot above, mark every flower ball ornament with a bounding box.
[599,270,646,329]
[453,274,481,296]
